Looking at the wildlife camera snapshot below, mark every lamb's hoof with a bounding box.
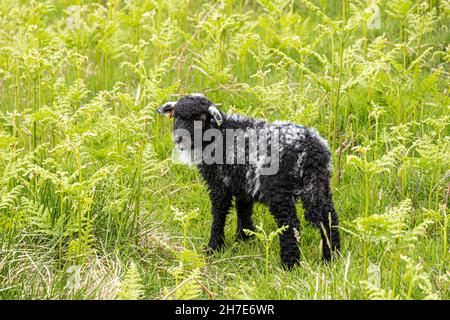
[322,249,340,263]
[236,226,256,241]
[281,251,300,270]
[203,242,224,255]
[282,258,300,270]
[235,230,254,241]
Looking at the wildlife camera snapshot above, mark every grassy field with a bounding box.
[0,0,449,300]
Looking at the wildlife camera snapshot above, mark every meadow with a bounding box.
[0,0,449,300]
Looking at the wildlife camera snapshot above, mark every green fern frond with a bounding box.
[116,262,144,300]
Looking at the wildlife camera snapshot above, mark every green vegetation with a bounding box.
[0,0,448,299]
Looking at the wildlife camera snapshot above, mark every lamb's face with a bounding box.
[156,94,223,152]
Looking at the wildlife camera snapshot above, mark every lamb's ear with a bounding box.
[208,105,223,126]
[156,102,176,118]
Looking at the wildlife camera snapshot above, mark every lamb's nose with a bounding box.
[174,136,184,144]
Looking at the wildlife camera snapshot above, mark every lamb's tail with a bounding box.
[302,128,332,172]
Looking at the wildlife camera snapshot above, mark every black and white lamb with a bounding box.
[157,94,340,268]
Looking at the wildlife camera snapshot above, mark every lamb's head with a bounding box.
[156,94,223,152]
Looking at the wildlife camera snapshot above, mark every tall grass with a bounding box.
[0,0,449,299]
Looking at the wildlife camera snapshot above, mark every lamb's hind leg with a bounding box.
[268,193,300,269]
[235,197,255,240]
[300,172,340,261]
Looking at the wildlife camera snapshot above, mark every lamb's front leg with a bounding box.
[207,190,232,251]
[235,198,255,240]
